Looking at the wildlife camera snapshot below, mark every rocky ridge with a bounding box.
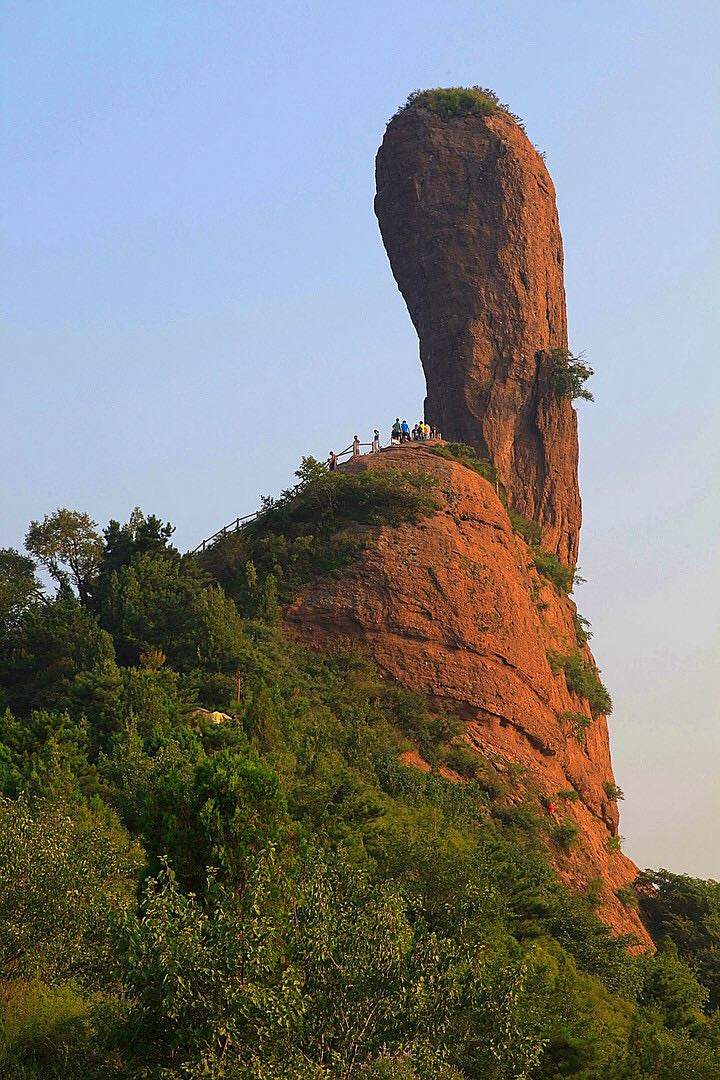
[286,446,650,945]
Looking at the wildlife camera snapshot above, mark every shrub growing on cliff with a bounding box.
[604,782,625,802]
[574,612,593,646]
[431,442,498,486]
[549,650,613,717]
[532,548,579,594]
[508,509,542,546]
[549,347,595,402]
[559,709,593,744]
[552,818,580,853]
[505,506,582,595]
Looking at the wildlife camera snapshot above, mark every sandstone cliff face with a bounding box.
[286,447,650,945]
[375,106,581,567]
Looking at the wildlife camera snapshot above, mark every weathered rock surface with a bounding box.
[286,447,650,945]
[375,105,581,566]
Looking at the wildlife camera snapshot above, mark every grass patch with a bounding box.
[549,650,612,718]
[607,835,623,853]
[557,788,580,803]
[438,742,482,780]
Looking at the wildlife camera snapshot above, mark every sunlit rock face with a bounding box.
[375,104,581,566]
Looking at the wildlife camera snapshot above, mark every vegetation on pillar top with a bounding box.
[396,86,524,127]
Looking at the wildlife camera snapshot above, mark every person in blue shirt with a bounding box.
[400,419,411,442]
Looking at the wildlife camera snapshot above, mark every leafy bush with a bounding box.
[0,794,141,984]
[617,884,639,909]
[549,650,613,717]
[431,442,498,485]
[557,788,580,803]
[553,819,581,853]
[439,742,482,779]
[574,612,593,646]
[607,835,623,852]
[604,782,625,802]
[398,86,524,128]
[548,348,595,402]
[532,549,578,593]
[559,710,593,744]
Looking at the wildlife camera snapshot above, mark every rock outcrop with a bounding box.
[375,104,581,566]
[286,446,650,945]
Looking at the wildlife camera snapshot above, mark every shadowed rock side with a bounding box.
[286,447,650,946]
[375,105,581,566]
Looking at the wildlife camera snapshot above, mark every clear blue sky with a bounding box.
[2,1,719,876]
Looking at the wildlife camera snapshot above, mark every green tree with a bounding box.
[25,509,103,603]
[0,591,115,716]
[638,868,720,1010]
[0,548,43,631]
[100,508,176,579]
[100,551,215,667]
[118,852,304,1076]
[639,941,708,1034]
[0,708,92,797]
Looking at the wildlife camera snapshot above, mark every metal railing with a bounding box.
[191,510,263,554]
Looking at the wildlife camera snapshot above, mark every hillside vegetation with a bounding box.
[1,461,720,1078]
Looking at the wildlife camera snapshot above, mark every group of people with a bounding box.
[326,419,441,471]
[390,418,440,444]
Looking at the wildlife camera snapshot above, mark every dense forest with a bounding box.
[3,459,720,1078]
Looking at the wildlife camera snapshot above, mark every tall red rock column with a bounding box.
[375,103,582,566]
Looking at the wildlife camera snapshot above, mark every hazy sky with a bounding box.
[3,1,719,877]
